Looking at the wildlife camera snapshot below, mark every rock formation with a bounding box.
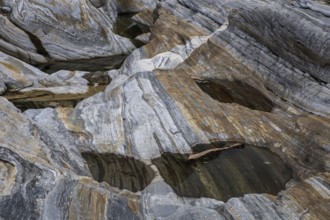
[0,0,135,64]
[0,0,329,219]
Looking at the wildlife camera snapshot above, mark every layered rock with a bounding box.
[115,0,157,13]
[0,51,111,109]
[0,0,329,219]
[0,0,135,64]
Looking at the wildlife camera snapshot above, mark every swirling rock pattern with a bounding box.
[0,0,135,64]
[0,0,329,219]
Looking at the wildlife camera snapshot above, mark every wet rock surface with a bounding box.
[37,56,127,74]
[153,145,293,201]
[82,153,155,192]
[196,80,275,112]
[0,0,330,219]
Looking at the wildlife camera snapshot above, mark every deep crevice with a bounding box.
[4,72,110,112]
[36,56,126,74]
[29,14,149,74]
[23,30,50,58]
[113,13,150,48]
[11,100,82,112]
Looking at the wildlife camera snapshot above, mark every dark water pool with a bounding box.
[152,145,292,201]
[82,153,155,192]
[196,80,274,112]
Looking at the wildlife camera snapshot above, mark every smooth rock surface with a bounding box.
[0,159,16,196]
[0,0,329,219]
[0,0,135,64]
[0,51,111,110]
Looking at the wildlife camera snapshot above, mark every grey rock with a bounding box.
[135,33,151,44]
[0,0,135,64]
[0,51,110,110]
[115,0,157,13]
[0,0,330,219]
[0,6,12,14]
[89,0,106,8]
[0,81,6,95]
[0,159,16,196]
[0,147,56,220]
[132,9,155,27]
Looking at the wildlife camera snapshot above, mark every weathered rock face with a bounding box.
[0,0,135,64]
[0,51,111,110]
[0,0,329,219]
[115,0,157,13]
[0,159,16,197]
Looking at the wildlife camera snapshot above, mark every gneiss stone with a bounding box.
[0,0,135,64]
[0,6,11,13]
[0,0,329,219]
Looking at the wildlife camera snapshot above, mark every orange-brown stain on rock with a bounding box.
[284,173,330,219]
[144,8,206,58]
[128,197,140,215]
[156,70,244,137]
[0,61,20,74]
[0,61,31,87]
[68,178,108,220]
[0,160,17,196]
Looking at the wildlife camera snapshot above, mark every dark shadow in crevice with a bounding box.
[113,13,150,48]
[5,72,111,112]
[23,30,50,58]
[12,100,81,112]
[34,14,150,74]
[37,55,127,74]
[82,153,155,192]
[196,79,275,112]
[152,144,292,202]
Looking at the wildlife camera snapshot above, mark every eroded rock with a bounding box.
[0,0,329,219]
[0,0,135,64]
[1,51,111,110]
[0,159,16,196]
